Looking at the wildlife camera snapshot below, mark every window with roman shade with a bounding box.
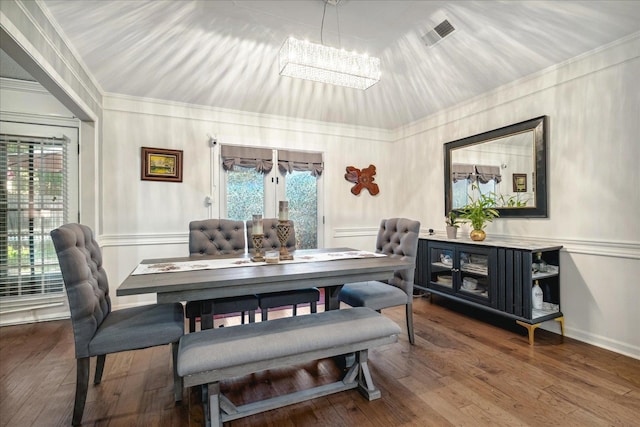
[277,150,323,177]
[475,165,502,184]
[451,164,476,182]
[221,146,322,249]
[221,145,273,174]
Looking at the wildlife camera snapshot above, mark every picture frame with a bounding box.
[513,173,527,192]
[141,147,183,182]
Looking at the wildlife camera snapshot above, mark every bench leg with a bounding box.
[355,349,381,400]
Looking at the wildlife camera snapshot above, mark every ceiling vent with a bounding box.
[422,19,456,47]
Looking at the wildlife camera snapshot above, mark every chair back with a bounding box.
[50,223,111,359]
[376,218,421,296]
[189,219,246,256]
[246,218,295,253]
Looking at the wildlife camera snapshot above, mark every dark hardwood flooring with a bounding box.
[1,295,639,426]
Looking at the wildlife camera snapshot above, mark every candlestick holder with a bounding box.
[251,233,265,262]
[276,220,294,260]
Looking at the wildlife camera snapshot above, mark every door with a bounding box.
[220,146,323,249]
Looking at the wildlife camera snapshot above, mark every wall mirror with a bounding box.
[444,116,548,218]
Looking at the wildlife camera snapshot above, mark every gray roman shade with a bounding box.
[277,150,323,177]
[221,145,273,174]
[451,164,475,183]
[475,165,502,184]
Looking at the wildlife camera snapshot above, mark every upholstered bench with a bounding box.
[177,307,401,426]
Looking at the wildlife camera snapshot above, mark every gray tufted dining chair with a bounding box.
[184,219,259,331]
[338,218,421,344]
[50,223,184,426]
[247,219,320,321]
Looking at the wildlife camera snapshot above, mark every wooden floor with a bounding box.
[1,295,639,426]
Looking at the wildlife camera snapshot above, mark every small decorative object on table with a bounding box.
[458,185,500,241]
[251,215,264,262]
[265,250,279,264]
[445,211,461,239]
[277,201,294,260]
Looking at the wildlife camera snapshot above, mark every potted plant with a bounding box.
[458,189,500,241]
[445,211,461,239]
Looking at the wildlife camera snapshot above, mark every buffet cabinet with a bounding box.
[415,236,564,344]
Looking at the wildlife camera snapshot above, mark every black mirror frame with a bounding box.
[444,116,548,218]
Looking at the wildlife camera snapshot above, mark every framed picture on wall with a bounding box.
[513,173,527,192]
[141,147,183,182]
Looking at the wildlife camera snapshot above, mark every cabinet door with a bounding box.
[458,246,497,307]
[426,243,456,294]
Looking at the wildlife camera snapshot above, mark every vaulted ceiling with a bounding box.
[34,0,640,129]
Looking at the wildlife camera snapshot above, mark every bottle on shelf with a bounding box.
[532,280,543,309]
[532,252,548,273]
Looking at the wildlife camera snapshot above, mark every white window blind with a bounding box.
[0,134,68,312]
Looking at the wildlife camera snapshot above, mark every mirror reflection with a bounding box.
[444,116,548,218]
[450,131,534,209]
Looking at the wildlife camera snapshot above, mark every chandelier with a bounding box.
[278,37,381,90]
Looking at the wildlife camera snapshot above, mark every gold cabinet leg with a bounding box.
[515,320,541,345]
[555,316,565,337]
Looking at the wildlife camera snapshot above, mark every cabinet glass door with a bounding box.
[428,245,455,293]
[459,249,490,302]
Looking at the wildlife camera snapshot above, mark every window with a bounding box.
[451,164,501,208]
[221,146,323,249]
[0,122,78,320]
[1,135,67,298]
[226,166,265,221]
[284,170,317,249]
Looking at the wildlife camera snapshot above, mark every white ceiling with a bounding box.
[39,0,640,129]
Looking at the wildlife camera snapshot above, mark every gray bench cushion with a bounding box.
[178,307,400,377]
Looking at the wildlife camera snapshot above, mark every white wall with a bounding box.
[397,34,640,358]
[99,95,398,307]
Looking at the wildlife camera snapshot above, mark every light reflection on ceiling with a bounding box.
[38,0,640,129]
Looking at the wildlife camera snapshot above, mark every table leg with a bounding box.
[324,285,343,311]
[200,301,214,330]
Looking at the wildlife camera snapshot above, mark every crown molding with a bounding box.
[102,92,395,144]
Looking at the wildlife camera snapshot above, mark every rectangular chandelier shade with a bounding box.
[278,37,381,90]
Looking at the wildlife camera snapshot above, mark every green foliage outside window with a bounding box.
[226,167,318,249]
[286,171,317,249]
[226,167,264,221]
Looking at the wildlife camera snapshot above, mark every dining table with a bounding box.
[117,247,413,311]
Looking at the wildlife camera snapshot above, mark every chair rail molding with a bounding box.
[98,232,188,248]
